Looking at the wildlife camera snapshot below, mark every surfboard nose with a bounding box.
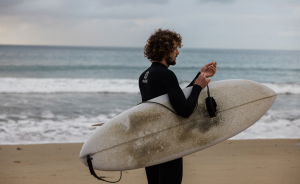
[260,82,277,109]
[255,81,277,110]
[243,80,277,107]
[259,81,277,98]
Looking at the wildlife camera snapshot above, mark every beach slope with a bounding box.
[1,139,299,184]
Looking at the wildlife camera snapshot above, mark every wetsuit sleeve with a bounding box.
[163,71,202,118]
[186,72,200,87]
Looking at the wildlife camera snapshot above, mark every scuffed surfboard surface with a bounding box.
[80,79,276,171]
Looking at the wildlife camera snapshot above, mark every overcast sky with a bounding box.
[0,0,299,50]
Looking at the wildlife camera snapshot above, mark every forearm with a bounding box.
[187,72,200,87]
[168,85,202,118]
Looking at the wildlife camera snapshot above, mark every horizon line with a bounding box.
[0,43,299,52]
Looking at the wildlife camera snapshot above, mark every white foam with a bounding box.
[263,83,300,95]
[232,109,300,139]
[0,78,299,94]
[0,78,139,93]
[0,113,117,145]
[1,109,299,145]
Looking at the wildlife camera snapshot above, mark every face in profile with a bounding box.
[166,44,180,66]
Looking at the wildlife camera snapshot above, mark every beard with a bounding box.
[166,56,176,66]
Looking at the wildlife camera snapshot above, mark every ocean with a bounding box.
[0,45,299,144]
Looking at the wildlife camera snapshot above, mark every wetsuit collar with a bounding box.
[151,61,168,68]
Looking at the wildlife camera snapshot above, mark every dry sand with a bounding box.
[1,139,299,184]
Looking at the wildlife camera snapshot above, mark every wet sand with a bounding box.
[1,139,299,184]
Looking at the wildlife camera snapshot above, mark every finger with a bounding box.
[209,66,216,72]
[209,61,216,66]
[211,61,217,67]
[211,66,216,72]
[205,62,214,68]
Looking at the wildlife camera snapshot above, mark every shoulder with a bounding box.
[166,68,176,76]
[152,67,177,81]
[139,67,150,79]
[165,69,177,81]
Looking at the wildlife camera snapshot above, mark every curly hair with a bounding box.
[144,29,182,62]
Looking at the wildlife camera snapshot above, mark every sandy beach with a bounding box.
[1,139,299,184]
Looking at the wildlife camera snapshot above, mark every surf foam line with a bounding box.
[0,78,139,94]
[0,78,299,94]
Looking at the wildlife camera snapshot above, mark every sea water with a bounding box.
[0,45,299,144]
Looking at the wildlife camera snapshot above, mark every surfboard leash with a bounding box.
[205,85,217,118]
[86,155,122,183]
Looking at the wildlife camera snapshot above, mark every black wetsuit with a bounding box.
[139,62,202,184]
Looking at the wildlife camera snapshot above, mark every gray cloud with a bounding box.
[0,0,169,20]
[0,0,25,14]
[0,0,24,7]
[0,0,299,50]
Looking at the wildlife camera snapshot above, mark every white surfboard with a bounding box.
[80,79,276,171]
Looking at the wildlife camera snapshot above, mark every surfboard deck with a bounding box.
[80,79,276,171]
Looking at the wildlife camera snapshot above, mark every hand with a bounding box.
[200,61,217,77]
[194,73,211,88]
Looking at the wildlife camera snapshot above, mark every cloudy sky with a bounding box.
[0,0,299,50]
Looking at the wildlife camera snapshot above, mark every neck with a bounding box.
[155,59,169,67]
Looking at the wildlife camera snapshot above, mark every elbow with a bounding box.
[183,111,194,118]
[177,107,194,118]
[180,113,191,118]
[171,100,197,118]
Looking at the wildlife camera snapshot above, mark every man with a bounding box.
[139,29,217,184]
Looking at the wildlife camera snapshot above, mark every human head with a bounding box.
[144,29,182,65]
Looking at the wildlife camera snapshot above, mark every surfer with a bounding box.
[139,29,217,184]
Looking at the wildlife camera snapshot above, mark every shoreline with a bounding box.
[1,137,299,146]
[1,139,299,184]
